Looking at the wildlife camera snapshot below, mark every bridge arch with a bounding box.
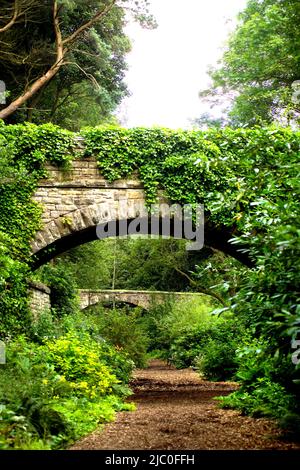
[79,290,208,311]
[31,158,252,269]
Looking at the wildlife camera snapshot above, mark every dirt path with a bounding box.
[71,360,300,450]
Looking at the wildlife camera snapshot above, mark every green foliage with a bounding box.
[51,395,135,443]
[44,332,118,398]
[0,231,32,338]
[82,126,236,214]
[61,237,192,291]
[144,297,241,380]
[194,333,239,382]
[0,122,74,174]
[59,239,117,290]
[232,197,300,342]
[30,309,58,343]
[0,328,134,449]
[0,121,299,434]
[203,0,300,126]
[113,238,191,291]
[212,160,299,423]
[0,1,153,126]
[219,380,296,419]
[0,0,156,126]
[81,126,300,231]
[37,263,79,318]
[0,122,74,262]
[58,310,135,384]
[218,337,299,422]
[224,161,300,422]
[0,123,76,337]
[192,250,246,302]
[1,123,298,247]
[92,306,149,368]
[170,317,242,380]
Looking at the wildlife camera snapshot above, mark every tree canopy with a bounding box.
[0,0,155,128]
[199,0,300,127]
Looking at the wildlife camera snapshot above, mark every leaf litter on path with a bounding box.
[70,360,300,450]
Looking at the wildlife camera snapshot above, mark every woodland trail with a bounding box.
[71,360,300,450]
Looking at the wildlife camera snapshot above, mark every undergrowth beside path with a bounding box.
[71,360,300,450]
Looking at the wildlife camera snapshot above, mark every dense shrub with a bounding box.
[218,338,299,427]
[219,380,296,419]
[145,297,242,381]
[0,232,32,337]
[94,306,149,368]
[145,296,214,356]
[57,310,135,383]
[0,329,134,449]
[0,123,74,337]
[36,263,79,318]
[170,317,242,380]
[194,335,239,381]
[44,332,118,398]
[222,179,300,427]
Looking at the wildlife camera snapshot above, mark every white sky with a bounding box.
[117,0,247,129]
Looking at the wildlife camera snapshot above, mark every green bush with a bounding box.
[94,306,149,368]
[36,263,79,318]
[219,379,296,419]
[0,328,134,449]
[170,317,242,380]
[146,297,242,380]
[0,337,71,449]
[195,337,239,382]
[30,309,58,343]
[56,310,135,384]
[145,296,215,362]
[218,338,300,427]
[44,332,119,398]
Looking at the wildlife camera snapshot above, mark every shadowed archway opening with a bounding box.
[31,216,253,270]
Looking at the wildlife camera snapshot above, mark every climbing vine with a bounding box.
[0,122,299,336]
[0,122,75,336]
[82,126,300,229]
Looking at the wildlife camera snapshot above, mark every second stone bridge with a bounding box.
[79,289,207,311]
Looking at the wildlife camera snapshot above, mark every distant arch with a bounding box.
[79,290,209,311]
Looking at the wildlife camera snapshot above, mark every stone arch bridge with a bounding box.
[31,154,251,268]
[79,289,207,311]
[28,284,212,318]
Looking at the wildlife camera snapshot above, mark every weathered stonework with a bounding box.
[30,154,252,267]
[28,281,51,319]
[79,290,206,311]
[33,159,145,252]
[31,157,168,262]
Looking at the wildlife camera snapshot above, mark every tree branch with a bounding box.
[0,0,39,33]
[0,1,19,34]
[174,267,228,307]
[63,61,100,89]
[0,0,64,119]
[53,0,64,65]
[0,0,117,120]
[62,0,116,49]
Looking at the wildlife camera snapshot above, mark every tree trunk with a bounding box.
[26,87,45,122]
[0,0,19,33]
[0,63,62,120]
[0,0,116,120]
